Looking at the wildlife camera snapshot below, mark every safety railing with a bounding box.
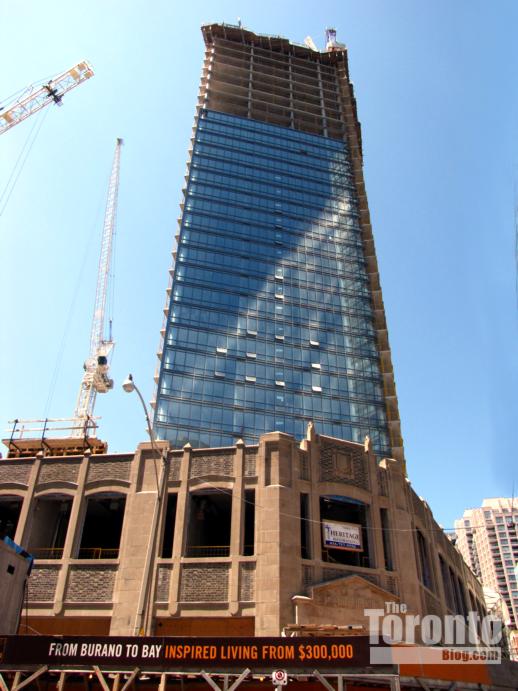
[184,545,230,557]
[30,547,64,560]
[76,547,119,560]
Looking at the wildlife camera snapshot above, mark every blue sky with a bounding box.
[1,1,517,529]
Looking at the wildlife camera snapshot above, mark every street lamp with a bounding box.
[122,374,156,446]
[122,373,168,635]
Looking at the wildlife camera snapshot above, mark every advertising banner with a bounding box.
[0,636,374,671]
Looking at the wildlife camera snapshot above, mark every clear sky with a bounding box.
[1,1,517,530]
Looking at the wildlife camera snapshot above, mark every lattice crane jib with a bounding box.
[0,61,94,135]
[73,138,123,434]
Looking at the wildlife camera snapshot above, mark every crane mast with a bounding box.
[73,138,123,434]
[0,61,94,135]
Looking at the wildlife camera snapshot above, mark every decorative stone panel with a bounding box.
[244,450,258,477]
[190,453,233,479]
[180,563,229,602]
[239,562,255,602]
[87,458,131,483]
[156,564,172,602]
[319,443,369,490]
[39,460,80,485]
[168,457,182,482]
[28,566,60,602]
[299,451,310,481]
[0,461,31,486]
[66,565,117,602]
[302,565,314,591]
[264,443,278,486]
[377,468,389,496]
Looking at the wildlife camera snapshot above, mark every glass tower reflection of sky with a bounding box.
[155,108,390,455]
[153,24,403,460]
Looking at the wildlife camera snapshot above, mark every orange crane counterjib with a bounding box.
[0,61,94,135]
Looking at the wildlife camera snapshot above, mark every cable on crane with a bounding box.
[514,187,518,314]
[107,204,117,348]
[0,105,50,217]
[43,182,108,418]
[0,71,59,110]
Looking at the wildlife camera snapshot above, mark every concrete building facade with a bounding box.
[0,429,485,639]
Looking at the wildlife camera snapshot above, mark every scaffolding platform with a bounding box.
[2,418,107,458]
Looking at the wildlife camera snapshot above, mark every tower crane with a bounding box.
[72,138,123,435]
[0,61,94,135]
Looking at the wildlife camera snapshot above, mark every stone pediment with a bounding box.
[292,574,398,629]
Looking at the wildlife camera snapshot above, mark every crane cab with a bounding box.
[92,354,113,394]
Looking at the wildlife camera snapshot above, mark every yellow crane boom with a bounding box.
[0,61,94,135]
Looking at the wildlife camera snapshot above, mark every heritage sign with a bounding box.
[322,520,362,551]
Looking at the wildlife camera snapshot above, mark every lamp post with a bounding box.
[122,373,168,635]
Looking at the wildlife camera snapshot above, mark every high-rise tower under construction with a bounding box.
[154,23,404,461]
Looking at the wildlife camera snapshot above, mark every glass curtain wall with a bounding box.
[155,108,390,456]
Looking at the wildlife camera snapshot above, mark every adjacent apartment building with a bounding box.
[454,498,518,649]
[153,23,403,463]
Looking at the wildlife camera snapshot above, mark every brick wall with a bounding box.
[39,460,80,485]
[190,453,233,479]
[239,562,255,602]
[87,458,131,483]
[299,451,310,481]
[168,456,182,481]
[180,564,229,602]
[28,566,60,602]
[156,565,172,602]
[0,461,32,486]
[244,449,258,477]
[66,566,117,602]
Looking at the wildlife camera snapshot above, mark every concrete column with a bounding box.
[254,433,300,635]
[53,450,91,614]
[16,453,42,547]
[109,443,168,635]
[365,442,384,570]
[317,61,328,137]
[307,433,323,581]
[229,440,245,614]
[247,47,254,119]
[203,46,215,108]
[168,443,191,615]
[288,56,295,129]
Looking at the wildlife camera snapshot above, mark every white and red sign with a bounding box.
[271,669,288,685]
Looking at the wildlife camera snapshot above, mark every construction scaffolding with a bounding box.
[2,417,106,458]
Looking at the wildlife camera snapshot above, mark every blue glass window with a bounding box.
[154,109,390,456]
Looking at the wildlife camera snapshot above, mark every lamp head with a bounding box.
[122,374,135,393]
